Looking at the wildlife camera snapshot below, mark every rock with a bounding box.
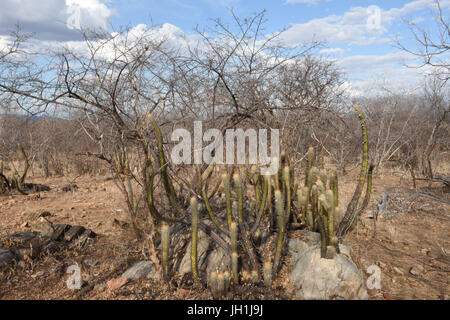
[20,222,30,228]
[39,211,52,218]
[50,224,71,241]
[288,238,309,255]
[179,230,211,276]
[31,271,45,279]
[0,249,15,268]
[107,277,128,291]
[409,266,424,276]
[290,241,368,300]
[62,184,78,192]
[36,218,54,237]
[383,292,394,300]
[64,226,85,242]
[121,261,159,280]
[339,244,351,258]
[304,231,321,243]
[206,245,231,275]
[13,245,42,260]
[392,267,404,276]
[2,231,40,245]
[40,240,61,254]
[84,259,98,267]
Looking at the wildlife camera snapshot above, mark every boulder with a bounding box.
[64,226,85,242]
[178,230,211,276]
[205,245,231,275]
[0,249,15,268]
[290,240,368,300]
[121,261,160,280]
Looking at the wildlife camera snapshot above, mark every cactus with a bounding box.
[137,104,372,292]
[148,112,180,214]
[221,173,233,231]
[273,189,285,273]
[263,260,272,287]
[251,269,259,284]
[233,174,244,223]
[337,104,371,239]
[230,222,239,283]
[190,196,199,279]
[161,222,170,278]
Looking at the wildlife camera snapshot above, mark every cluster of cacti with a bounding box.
[0,144,29,195]
[297,104,374,258]
[124,106,372,296]
[297,148,342,258]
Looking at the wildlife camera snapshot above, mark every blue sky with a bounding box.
[0,0,448,95]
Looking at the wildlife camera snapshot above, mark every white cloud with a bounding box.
[319,47,344,55]
[279,0,443,46]
[0,0,116,40]
[335,51,436,96]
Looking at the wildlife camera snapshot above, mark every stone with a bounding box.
[20,222,29,228]
[107,277,128,291]
[36,218,54,238]
[206,245,231,275]
[339,244,351,259]
[40,240,61,254]
[409,266,424,276]
[179,230,211,276]
[290,241,368,300]
[50,224,71,241]
[31,271,45,279]
[121,261,159,280]
[13,245,42,260]
[383,292,394,300]
[392,267,404,276]
[304,231,321,243]
[64,226,85,242]
[288,238,309,255]
[2,231,40,245]
[84,259,99,267]
[0,249,15,268]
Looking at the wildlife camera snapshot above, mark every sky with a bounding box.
[0,0,448,96]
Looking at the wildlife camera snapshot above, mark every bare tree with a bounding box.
[397,0,449,82]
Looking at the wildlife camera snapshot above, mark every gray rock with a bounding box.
[178,230,211,276]
[409,266,424,276]
[288,238,309,255]
[50,224,71,241]
[84,259,99,267]
[304,231,321,243]
[0,249,16,268]
[64,226,85,242]
[290,241,368,300]
[339,244,351,258]
[121,261,160,280]
[206,245,231,275]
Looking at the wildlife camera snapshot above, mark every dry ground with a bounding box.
[0,168,448,300]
